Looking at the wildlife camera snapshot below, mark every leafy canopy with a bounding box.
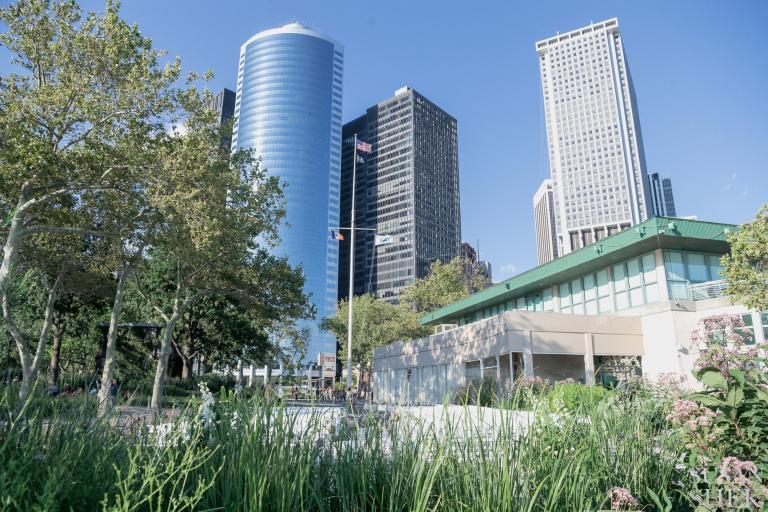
[721,204,768,311]
[401,257,490,314]
[321,295,429,370]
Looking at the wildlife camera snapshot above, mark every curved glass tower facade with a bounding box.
[233,23,343,362]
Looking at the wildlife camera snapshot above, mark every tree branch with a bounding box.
[21,225,117,238]
[131,268,170,324]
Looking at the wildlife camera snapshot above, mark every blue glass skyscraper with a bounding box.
[232,23,343,363]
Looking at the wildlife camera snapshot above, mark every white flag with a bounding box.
[375,234,394,246]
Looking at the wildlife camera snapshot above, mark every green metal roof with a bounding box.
[420,217,737,325]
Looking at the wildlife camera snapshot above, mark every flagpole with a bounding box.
[346,134,357,391]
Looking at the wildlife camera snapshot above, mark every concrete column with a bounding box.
[552,284,561,312]
[496,355,501,382]
[654,248,670,301]
[584,332,595,385]
[523,330,534,377]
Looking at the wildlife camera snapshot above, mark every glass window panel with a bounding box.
[543,287,554,311]
[762,312,768,341]
[708,255,723,281]
[615,291,629,310]
[629,287,645,307]
[559,284,571,307]
[665,251,686,281]
[571,279,583,304]
[516,297,526,310]
[687,253,708,283]
[613,264,627,292]
[645,283,659,303]
[642,253,657,283]
[596,269,610,297]
[739,314,755,346]
[598,295,614,313]
[668,281,689,300]
[584,274,596,300]
[627,258,643,288]
[465,361,481,383]
[585,300,598,315]
[573,303,584,315]
[561,305,572,315]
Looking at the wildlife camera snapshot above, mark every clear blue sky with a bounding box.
[37,1,768,279]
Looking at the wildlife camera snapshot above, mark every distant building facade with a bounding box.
[208,88,236,150]
[338,87,461,303]
[648,172,677,217]
[536,18,652,257]
[371,217,765,405]
[232,23,343,362]
[533,179,558,264]
[460,242,477,263]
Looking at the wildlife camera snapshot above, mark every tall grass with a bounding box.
[0,386,693,511]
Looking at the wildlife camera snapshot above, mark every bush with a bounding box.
[546,383,612,412]
[453,377,497,406]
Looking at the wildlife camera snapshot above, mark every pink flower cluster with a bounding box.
[516,376,550,389]
[718,456,758,487]
[608,487,638,510]
[666,400,722,448]
[715,457,768,508]
[691,314,761,376]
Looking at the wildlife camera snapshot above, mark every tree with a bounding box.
[721,204,768,311]
[321,295,429,387]
[401,257,491,314]
[0,0,178,301]
[134,86,312,411]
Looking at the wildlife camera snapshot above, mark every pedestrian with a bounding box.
[109,378,119,400]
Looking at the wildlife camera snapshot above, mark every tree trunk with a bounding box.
[2,294,31,399]
[97,265,128,416]
[0,202,24,300]
[237,359,244,385]
[181,356,191,379]
[4,273,62,403]
[47,322,65,388]
[150,302,183,413]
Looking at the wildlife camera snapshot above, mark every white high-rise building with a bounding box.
[535,18,652,257]
[533,179,558,264]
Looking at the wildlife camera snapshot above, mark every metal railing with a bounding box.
[689,279,728,300]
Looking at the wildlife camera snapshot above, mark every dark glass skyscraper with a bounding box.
[339,87,461,303]
[233,23,343,362]
[208,88,236,150]
[648,172,677,217]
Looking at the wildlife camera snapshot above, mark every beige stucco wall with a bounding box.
[371,298,764,403]
[640,297,756,387]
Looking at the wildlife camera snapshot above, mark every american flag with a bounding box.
[356,140,372,154]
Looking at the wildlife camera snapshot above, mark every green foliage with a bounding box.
[688,365,768,475]
[721,204,768,311]
[321,295,429,370]
[401,257,491,314]
[0,385,695,511]
[546,382,612,413]
[453,377,498,406]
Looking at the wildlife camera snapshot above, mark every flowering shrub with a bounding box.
[691,314,759,376]
[714,457,768,509]
[666,399,722,453]
[608,486,638,510]
[673,315,768,508]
